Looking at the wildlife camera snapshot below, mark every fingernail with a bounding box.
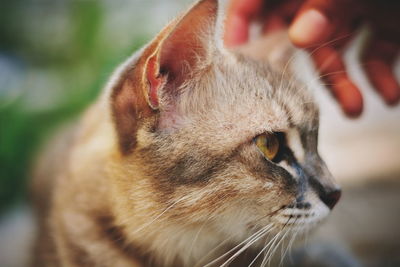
[289,9,330,47]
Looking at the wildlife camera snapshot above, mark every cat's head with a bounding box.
[108,0,340,263]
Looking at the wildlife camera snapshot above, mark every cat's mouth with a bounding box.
[246,200,326,235]
[273,199,330,232]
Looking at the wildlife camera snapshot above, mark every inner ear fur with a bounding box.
[111,0,218,155]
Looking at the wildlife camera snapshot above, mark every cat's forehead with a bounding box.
[173,54,318,149]
[194,54,316,126]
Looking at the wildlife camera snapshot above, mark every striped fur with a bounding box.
[31,0,340,266]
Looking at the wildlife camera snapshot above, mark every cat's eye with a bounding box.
[254,133,280,161]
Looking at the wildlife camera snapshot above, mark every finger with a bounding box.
[262,0,303,34]
[363,38,400,105]
[289,0,348,48]
[224,0,264,47]
[262,13,287,34]
[312,45,363,117]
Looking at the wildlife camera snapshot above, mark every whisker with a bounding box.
[220,225,274,267]
[204,224,273,267]
[260,230,282,267]
[285,231,298,266]
[247,229,282,267]
[130,195,191,236]
[279,217,300,266]
[267,228,291,266]
[266,231,289,266]
[278,31,355,92]
[282,236,294,266]
[187,215,213,259]
[298,70,349,93]
[203,225,270,267]
[194,234,233,267]
[261,214,293,267]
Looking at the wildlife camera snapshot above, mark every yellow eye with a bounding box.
[255,133,280,161]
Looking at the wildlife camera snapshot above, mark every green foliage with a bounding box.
[0,1,149,215]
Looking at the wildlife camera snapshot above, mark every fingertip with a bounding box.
[379,73,400,106]
[363,59,400,106]
[224,0,263,47]
[289,9,332,48]
[342,94,363,118]
[224,14,249,47]
[384,89,400,106]
[333,77,363,118]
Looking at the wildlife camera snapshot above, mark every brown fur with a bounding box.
[31,0,339,266]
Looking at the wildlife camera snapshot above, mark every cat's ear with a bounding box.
[111,0,218,154]
[146,0,218,108]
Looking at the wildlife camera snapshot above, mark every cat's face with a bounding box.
[109,0,340,263]
[135,53,339,240]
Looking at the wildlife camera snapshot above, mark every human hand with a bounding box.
[224,0,400,117]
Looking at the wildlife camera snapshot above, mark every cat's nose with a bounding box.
[320,189,341,209]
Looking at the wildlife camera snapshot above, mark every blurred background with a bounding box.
[0,0,399,266]
[0,0,191,265]
[0,0,191,216]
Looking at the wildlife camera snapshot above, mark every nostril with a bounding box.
[321,189,341,209]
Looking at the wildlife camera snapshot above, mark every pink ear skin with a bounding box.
[147,0,218,106]
[146,55,166,109]
[111,0,219,155]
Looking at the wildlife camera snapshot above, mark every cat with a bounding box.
[31,0,341,266]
